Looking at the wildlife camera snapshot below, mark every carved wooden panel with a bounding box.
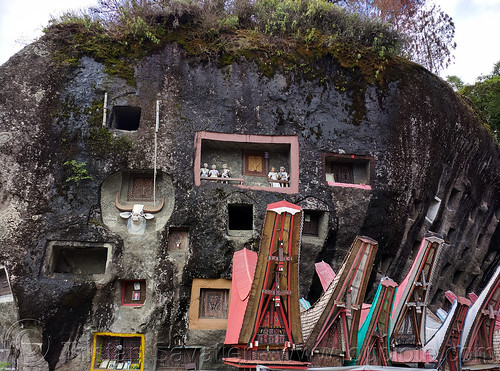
[243,151,267,176]
[393,313,417,346]
[303,212,319,236]
[199,288,229,318]
[256,305,287,345]
[128,175,154,201]
[331,162,354,184]
[250,350,287,361]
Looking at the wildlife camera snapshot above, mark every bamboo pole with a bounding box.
[154,100,160,205]
[102,92,108,127]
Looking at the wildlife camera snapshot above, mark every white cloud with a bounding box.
[0,0,97,65]
[440,0,500,83]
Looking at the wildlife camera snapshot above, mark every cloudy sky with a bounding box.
[1,0,499,84]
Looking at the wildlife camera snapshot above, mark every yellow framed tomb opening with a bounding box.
[90,332,145,370]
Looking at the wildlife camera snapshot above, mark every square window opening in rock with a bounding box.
[122,280,146,306]
[199,288,229,319]
[188,278,231,329]
[168,228,189,251]
[109,106,141,131]
[228,204,253,230]
[52,246,108,275]
[324,154,373,186]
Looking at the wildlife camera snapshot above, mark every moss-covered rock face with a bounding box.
[0,28,498,370]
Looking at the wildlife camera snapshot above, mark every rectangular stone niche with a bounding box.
[44,241,113,276]
[167,228,189,252]
[91,332,144,371]
[323,153,374,189]
[228,204,253,231]
[189,278,231,330]
[122,280,146,306]
[116,170,162,204]
[301,210,329,242]
[194,131,299,193]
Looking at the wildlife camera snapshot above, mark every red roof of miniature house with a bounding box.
[314,261,336,292]
[266,200,302,215]
[445,290,458,303]
[224,248,258,345]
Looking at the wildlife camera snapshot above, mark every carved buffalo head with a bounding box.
[115,193,165,235]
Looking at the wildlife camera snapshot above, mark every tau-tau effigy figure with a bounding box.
[201,163,210,179]
[278,166,289,187]
[268,167,280,187]
[209,164,219,178]
[221,163,231,183]
[221,164,231,178]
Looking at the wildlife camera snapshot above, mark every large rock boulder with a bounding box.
[0,28,498,369]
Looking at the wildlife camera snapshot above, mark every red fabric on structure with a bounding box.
[391,349,435,364]
[391,238,426,322]
[358,303,372,330]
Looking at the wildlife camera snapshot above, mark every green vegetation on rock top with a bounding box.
[44,0,403,84]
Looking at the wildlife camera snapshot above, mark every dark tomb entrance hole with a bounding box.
[228,204,253,230]
[52,246,108,275]
[109,106,141,131]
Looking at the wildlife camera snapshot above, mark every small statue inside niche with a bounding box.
[201,163,210,179]
[278,166,289,187]
[221,164,231,182]
[209,164,220,178]
[268,167,280,187]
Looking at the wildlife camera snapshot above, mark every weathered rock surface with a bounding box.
[0,34,498,370]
